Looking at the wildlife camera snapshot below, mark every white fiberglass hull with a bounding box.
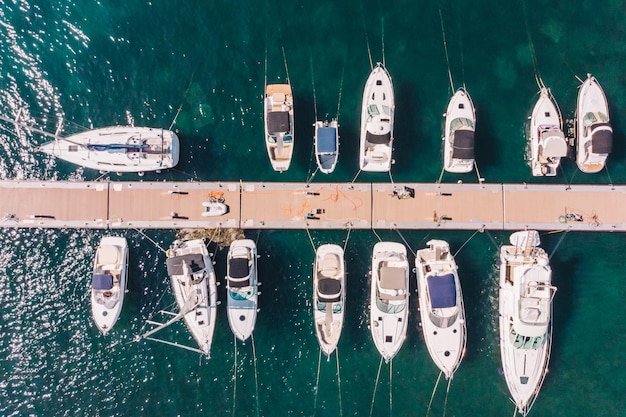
[91,236,129,335]
[499,231,555,416]
[575,74,612,173]
[370,242,408,362]
[415,240,466,379]
[314,120,339,174]
[528,88,567,177]
[313,244,345,358]
[443,88,476,173]
[359,63,394,172]
[264,84,295,172]
[168,239,217,356]
[38,126,179,173]
[226,239,259,342]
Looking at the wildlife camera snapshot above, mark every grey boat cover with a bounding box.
[452,130,475,159]
[166,253,205,276]
[268,111,290,134]
[317,127,337,152]
[428,273,456,309]
[591,123,613,154]
[366,131,391,145]
[318,278,341,303]
[92,273,113,290]
[228,258,250,288]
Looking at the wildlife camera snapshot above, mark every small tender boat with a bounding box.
[166,239,217,356]
[415,240,466,379]
[314,120,339,174]
[313,244,345,358]
[226,239,259,342]
[370,241,409,362]
[443,88,476,173]
[264,83,295,172]
[201,201,229,217]
[36,126,180,173]
[575,74,613,173]
[91,236,129,335]
[499,230,557,416]
[359,63,395,172]
[527,88,568,176]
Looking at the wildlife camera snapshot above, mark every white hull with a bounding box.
[499,231,556,416]
[38,126,179,173]
[167,239,217,356]
[359,63,394,172]
[443,88,476,173]
[416,240,466,379]
[226,239,259,342]
[528,88,567,177]
[575,74,612,173]
[314,120,339,174]
[313,244,345,358]
[201,201,228,217]
[91,236,129,335]
[264,84,294,172]
[370,242,408,362]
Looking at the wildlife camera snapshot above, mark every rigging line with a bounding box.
[170,67,198,131]
[359,0,373,70]
[232,335,238,416]
[425,370,442,417]
[548,229,569,261]
[453,229,480,258]
[438,9,455,93]
[336,348,343,417]
[251,333,260,417]
[369,356,384,417]
[389,359,393,417]
[132,228,167,253]
[442,376,452,417]
[282,46,291,86]
[394,227,416,257]
[313,348,322,416]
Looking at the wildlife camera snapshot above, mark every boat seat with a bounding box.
[97,246,118,266]
[320,254,341,278]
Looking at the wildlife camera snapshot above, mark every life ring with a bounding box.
[558,215,566,224]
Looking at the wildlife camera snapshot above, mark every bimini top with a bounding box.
[452,130,475,159]
[317,127,337,152]
[268,111,290,135]
[591,124,613,153]
[92,273,113,290]
[166,253,205,276]
[318,278,342,303]
[228,258,250,288]
[428,274,456,309]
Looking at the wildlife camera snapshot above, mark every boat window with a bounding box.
[230,289,250,301]
[267,135,277,144]
[381,105,392,116]
[283,134,293,143]
[368,105,380,116]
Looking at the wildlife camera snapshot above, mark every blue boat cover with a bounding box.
[317,127,337,152]
[428,273,456,309]
[92,273,113,290]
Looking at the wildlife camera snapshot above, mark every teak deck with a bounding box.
[0,180,624,231]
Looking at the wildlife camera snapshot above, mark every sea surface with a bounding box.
[1,1,625,416]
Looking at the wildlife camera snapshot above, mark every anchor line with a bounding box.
[251,333,260,417]
[438,9,455,93]
[232,334,238,416]
[336,53,346,120]
[314,348,322,415]
[282,46,291,86]
[425,370,443,417]
[360,0,373,70]
[389,359,393,417]
[170,67,197,131]
[454,4,467,89]
[381,16,385,68]
[443,376,453,417]
[520,0,541,87]
[311,53,318,122]
[369,356,384,417]
[453,229,481,258]
[336,348,343,417]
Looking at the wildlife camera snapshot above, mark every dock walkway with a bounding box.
[0,180,623,231]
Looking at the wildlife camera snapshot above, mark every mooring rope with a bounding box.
[232,335,238,416]
[438,9,455,93]
[336,348,343,417]
[251,334,260,417]
[394,227,416,257]
[369,356,384,417]
[425,370,443,417]
[313,348,322,415]
[453,229,481,258]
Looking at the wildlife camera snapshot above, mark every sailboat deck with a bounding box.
[1,180,626,231]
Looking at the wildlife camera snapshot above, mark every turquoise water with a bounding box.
[1,1,625,416]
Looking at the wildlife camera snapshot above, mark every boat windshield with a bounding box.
[229,289,253,301]
[317,301,342,313]
[429,310,458,328]
[450,117,474,132]
[583,111,609,126]
[510,329,545,350]
[376,296,406,314]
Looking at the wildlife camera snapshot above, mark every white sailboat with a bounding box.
[443,88,476,173]
[226,239,259,342]
[575,74,613,173]
[370,241,409,362]
[499,230,557,416]
[151,239,218,356]
[313,244,345,358]
[314,120,339,174]
[91,236,129,335]
[527,88,568,176]
[264,83,295,172]
[415,240,466,379]
[359,63,395,172]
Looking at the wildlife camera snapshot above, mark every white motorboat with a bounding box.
[226,239,259,342]
[91,236,129,335]
[575,74,613,173]
[314,120,339,174]
[166,239,217,356]
[313,244,345,358]
[264,83,295,172]
[359,63,395,172]
[499,231,557,416]
[415,240,466,379]
[35,125,180,173]
[527,88,568,176]
[370,241,409,362]
[443,88,476,173]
